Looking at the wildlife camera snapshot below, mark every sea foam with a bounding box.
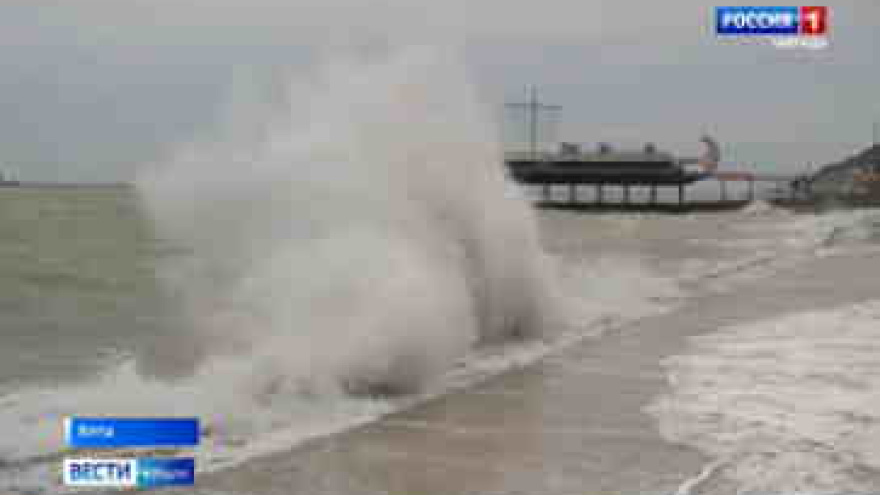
[136,45,556,397]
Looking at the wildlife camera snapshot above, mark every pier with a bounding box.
[503,89,810,211]
[505,151,811,211]
[506,147,705,207]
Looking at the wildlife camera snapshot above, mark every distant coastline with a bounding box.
[0,181,130,189]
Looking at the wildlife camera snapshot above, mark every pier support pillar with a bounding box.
[542,184,551,202]
[748,178,755,201]
[569,183,577,204]
[720,179,728,201]
[649,185,657,205]
[623,184,630,204]
[678,184,685,205]
[596,184,604,205]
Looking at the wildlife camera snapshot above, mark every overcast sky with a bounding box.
[1,0,878,181]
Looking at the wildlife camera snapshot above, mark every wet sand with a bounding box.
[172,312,708,495]
[163,242,880,495]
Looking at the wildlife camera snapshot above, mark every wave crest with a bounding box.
[136,46,556,396]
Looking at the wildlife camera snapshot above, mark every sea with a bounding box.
[2,185,880,494]
[3,47,880,495]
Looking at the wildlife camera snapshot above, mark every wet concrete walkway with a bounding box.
[172,249,880,495]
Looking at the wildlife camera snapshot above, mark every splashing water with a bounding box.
[136,46,557,399]
[0,47,558,483]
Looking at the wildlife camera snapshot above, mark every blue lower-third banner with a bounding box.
[64,458,196,489]
[65,417,199,448]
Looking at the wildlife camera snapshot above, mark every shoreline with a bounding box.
[156,250,880,495]
[0,182,130,189]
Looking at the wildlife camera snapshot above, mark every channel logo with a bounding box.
[716,6,828,36]
[63,458,195,488]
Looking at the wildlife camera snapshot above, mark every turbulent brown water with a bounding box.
[2,46,880,494]
[2,181,880,494]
